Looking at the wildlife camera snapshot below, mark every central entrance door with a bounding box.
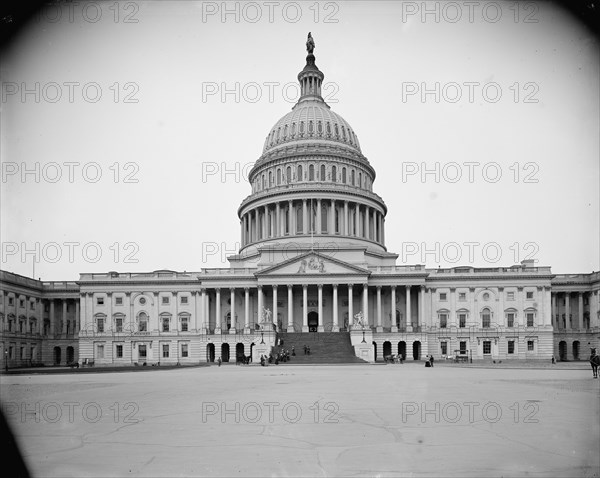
[308,311,318,332]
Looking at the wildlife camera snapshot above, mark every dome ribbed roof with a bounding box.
[262,100,362,155]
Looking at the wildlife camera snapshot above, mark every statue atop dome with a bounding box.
[306,32,315,54]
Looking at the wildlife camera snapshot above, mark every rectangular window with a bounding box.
[458,314,466,328]
[526,313,534,327]
[115,297,123,305]
[162,296,170,305]
[116,345,123,358]
[97,344,104,359]
[483,341,491,354]
[8,297,14,306]
[440,341,447,355]
[507,313,515,328]
[115,318,123,332]
[508,341,515,354]
[30,302,35,310]
[9,346,14,359]
[20,346,26,359]
[162,318,169,332]
[138,344,147,358]
[507,291,515,301]
[181,318,188,332]
[19,299,24,308]
[181,344,189,358]
[526,291,534,300]
[162,344,169,358]
[459,341,467,354]
[527,341,534,351]
[439,293,447,301]
[482,314,490,328]
[181,296,188,304]
[97,318,104,333]
[458,292,466,302]
[97,297,104,305]
[139,320,147,332]
[439,314,447,328]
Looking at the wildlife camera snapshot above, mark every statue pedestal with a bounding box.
[376,326,383,333]
[332,325,340,332]
[317,326,324,333]
[215,328,221,335]
[391,326,398,333]
[287,325,295,333]
[302,326,309,333]
[229,328,236,334]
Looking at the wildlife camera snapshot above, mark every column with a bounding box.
[317,284,324,332]
[498,287,504,328]
[272,285,278,331]
[578,292,583,331]
[215,289,221,333]
[381,216,385,244]
[257,285,263,327]
[302,199,308,234]
[406,286,412,332]
[79,294,85,335]
[276,202,281,237]
[302,285,308,332]
[348,285,354,329]
[591,291,599,329]
[551,293,557,328]
[363,285,369,327]
[49,299,55,336]
[75,299,81,333]
[376,286,382,332]
[62,300,68,334]
[545,287,552,327]
[153,292,159,331]
[201,288,207,331]
[377,214,382,243]
[344,201,349,235]
[329,199,335,234]
[391,286,397,332]
[354,204,360,237]
[172,292,178,331]
[365,207,370,240]
[254,209,258,241]
[192,291,199,331]
[565,292,570,330]
[263,205,269,238]
[288,200,293,235]
[316,199,322,234]
[449,288,457,327]
[419,285,425,331]
[229,288,236,334]
[287,285,294,332]
[244,288,250,333]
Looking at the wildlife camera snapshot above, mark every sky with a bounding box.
[1,0,598,281]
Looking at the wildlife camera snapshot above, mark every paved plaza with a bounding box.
[1,363,599,477]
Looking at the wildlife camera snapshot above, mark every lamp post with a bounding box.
[4,349,8,372]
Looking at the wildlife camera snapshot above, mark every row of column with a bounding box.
[551,291,599,331]
[192,284,418,334]
[240,199,385,246]
[1,294,78,336]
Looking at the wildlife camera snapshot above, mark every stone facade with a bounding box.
[1,41,598,366]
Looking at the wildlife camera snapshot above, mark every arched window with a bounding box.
[262,174,266,190]
[138,312,148,332]
[332,166,337,182]
[276,169,281,185]
[308,121,314,135]
[291,123,296,137]
[358,172,362,188]
[283,124,288,139]
[351,169,355,185]
[342,167,346,183]
[299,121,305,136]
[326,122,331,135]
[297,165,303,182]
[286,166,291,183]
[320,164,325,181]
[341,125,346,140]
[334,124,339,137]
[309,164,315,181]
[317,121,323,135]
[481,308,491,328]
[269,171,273,187]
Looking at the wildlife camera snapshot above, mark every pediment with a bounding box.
[256,251,370,277]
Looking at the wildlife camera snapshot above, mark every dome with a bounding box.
[262,100,362,155]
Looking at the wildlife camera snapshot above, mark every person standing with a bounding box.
[429,355,434,367]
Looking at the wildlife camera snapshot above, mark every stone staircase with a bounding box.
[275,332,367,364]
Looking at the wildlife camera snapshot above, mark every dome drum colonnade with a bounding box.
[237,42,388,254]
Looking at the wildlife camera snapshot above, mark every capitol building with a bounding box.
[1,37,599,367]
